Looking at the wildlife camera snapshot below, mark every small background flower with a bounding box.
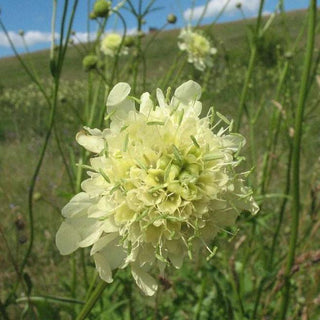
[101,33,128,57]
[178,27,217,71]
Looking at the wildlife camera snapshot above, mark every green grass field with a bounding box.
[0,6,320,320]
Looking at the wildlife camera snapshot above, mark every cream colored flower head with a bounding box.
[56,81,258,296]
[101,33,128,56]
[178,27,217,71]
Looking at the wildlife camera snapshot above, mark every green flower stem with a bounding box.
[235,45,257,132]
[250,142,293,320]
[54,126,76,192]
[71,256,77,297]
[16,295,84,305]
[279,1,317,318]
[157,52,184,89]
[76,279,108,320]
[0,300,9,320]
[3,0,79,308]
[0,20,51,106]
[235,0,265,132]
[81,250,89,289]
[269,142,293,268]
[258,61,289,196]
[110,10,127,87]
[194,276,207,320]
[85,271,98,301]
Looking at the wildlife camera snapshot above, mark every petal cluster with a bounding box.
[56,81,258,295]
[178,27,217,71]
[101,33,128,57]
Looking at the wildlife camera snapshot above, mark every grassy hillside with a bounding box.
[0,9,316,89]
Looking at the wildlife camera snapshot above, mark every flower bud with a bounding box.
[18,29,25,37]
[60,95,67,103]
[33,192,42,201]
[93,0,110,18]
[15,214,25,231]
[284,51,293,59]
[167,14,177,24]
[236,2,242,9]
[89,11,97,20]
[82,55,98,71]
[124,36,135,48]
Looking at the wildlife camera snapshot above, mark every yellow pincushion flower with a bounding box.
[101,33,128,57]
[56,81,258,296]
[178,27,217,71]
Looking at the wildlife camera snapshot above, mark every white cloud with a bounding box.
[0,30,59,48]
[184,0,260,21]
[0,28,138,49]
[71,32,97,44]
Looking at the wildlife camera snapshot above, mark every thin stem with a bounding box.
[76,279,108,320]
[0,19,51,106]
[0,300,9,320]
[235,0,265,131]
[235,45,257,132]
[279,1,316,318]
[110,10,127,87]
[251,142,293,320]
[3,0,79,306]
[54,126,75,192]
[258,61,289,196]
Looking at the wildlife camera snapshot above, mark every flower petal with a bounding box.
[140,92,154,116]
[90,233,119,255]
[76,131,104,153]
[61,192,92,218]
[107,82,131,106]
[131,264,158,296]
[94,252,113,283]
[173,80,201,105]
[56,221,81,255]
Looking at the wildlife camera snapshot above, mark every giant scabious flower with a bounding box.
[178,27,217,71]
[101,33,128,57]
[56,81,258,295]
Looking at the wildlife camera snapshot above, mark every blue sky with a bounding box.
[0,0,315,58]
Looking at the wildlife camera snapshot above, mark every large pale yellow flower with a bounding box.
[56,81,258,296]
[178,27,217,71]
[101,33,128,56]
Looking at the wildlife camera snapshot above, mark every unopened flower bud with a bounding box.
[236,2,242,9]
[82,55,98,71]
[284,51,293,59]
[33,192,42,201]
[89,11,97,19]
[15,214,25,231]
[124,36,135,47]
[18,29,24,37]
[93,0,110,18]
[71,30,76,36]
[289,127,294,138]
[167,14,177,24]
